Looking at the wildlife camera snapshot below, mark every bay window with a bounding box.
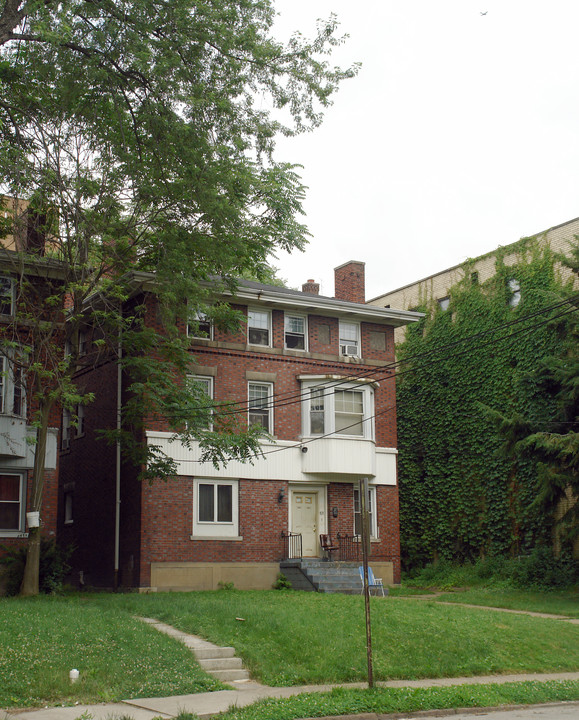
[302,379,374,440]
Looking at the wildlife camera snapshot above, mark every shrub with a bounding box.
[0,539,72,596]
[510,547,579,590]
[272,572,292,590]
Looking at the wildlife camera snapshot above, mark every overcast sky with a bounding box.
[270,1,579,301]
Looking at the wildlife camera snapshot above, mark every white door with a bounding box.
[291,491,319,557]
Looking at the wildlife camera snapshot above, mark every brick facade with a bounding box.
[59,263,418,589]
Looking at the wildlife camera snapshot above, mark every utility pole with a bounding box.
[359,476,374,688]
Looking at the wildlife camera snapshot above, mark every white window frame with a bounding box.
[301,380,375,440]
[0,354,26,417]
[186,375,214,430]
[353,485,378,539]
[284,314,307,351]
[508,279,521,307]
[247,309,271,347]
[187,310,213,340]
[248,381,273,434]
[0,471,26,535]
[62,408,71,450]
[0,276,14,316]
[192,478,239,538]
[339,321,360,357]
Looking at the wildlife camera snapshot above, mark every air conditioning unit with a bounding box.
[340,344,359,357]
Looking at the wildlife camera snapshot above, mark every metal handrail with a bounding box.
[337,532,361,561]
[281,530,302,560]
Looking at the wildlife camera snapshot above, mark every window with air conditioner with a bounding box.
[339,321,360,357]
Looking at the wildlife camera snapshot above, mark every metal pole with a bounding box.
[359,476,374,688]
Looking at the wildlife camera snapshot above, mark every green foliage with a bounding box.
[404,552,579,592]
[397,239,578,570]
[217,581,236,591]
[272,573,292,590]
[0,539,72,596]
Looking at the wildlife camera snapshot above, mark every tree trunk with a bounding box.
[20,400,52,597]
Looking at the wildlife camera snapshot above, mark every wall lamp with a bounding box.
[301,446,308,453]
[278,488,285,503]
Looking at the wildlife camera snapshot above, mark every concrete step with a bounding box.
[198,657,244,671]
[194,647,236,660]
[210,668,251,682]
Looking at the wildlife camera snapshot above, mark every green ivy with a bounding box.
[397,240,577,570]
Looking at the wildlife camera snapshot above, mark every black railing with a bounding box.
[337,533,361,561]
[281,531,302,560]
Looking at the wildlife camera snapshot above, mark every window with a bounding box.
[471,271,479,285]
[508,279,521,307]
[192,478,239,538]
[188,311,212,340]
[0,276,14,316]
[335,389,364,436]
[186,375,213,429]
[247,309,270,346]
[78,330,87,356]
[339,321,360,357]
[76,404,85,437]
[354,486,377,538]
[0,473,24,533]
[0,355,26,417]
[438,297,450,311]
[303,380,374,440]
[285,314,307,350]
[62,408,71,450]
[248,382,273,433]
[64,492,73,524]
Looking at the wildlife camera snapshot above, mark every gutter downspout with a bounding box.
[114,324,122,590]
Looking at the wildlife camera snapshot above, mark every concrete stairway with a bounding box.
[280,560,363,594]
[140,617,251,683]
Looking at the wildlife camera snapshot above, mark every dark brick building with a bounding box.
[59,261,419,590]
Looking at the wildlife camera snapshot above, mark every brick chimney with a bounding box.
[302,278,320,295]
[334,261,365,304]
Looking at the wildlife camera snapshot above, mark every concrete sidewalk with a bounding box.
[3,672,579,720]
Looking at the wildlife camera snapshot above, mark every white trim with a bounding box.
[284,313,308,351]
[339,321,360,358]
[247,308,271,347]
[192,478,239,538]
[248,380,274,434]
[0,471,26,535]
[354,484,378,539]
[301,379,375,440]
[187,310,213,340]
[187,375,214,430]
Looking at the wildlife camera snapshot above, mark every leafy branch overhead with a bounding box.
[0,0,358,594]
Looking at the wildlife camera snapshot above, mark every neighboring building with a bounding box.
[0,251,64,565]
[368,216,579,339]
[58,261,420,591]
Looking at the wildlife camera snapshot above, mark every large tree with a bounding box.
[0,0,357,594]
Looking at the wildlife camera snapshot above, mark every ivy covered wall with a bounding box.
[396,238,577,570]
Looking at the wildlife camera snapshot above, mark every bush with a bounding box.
[0,538,72,596]
[272,572,292,590]
[510,547,579,590]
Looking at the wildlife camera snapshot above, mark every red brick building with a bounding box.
[58,261,419,590]
[0,253,64,567]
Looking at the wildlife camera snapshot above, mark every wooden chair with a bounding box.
[358,565,387,596]
[320,533,339,561]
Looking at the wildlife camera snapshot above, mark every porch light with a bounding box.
[277,488,285,503]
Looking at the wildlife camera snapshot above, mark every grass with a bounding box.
[2,590,579,709]
[0,595,223,709]
[211,681,579,720]
[432,587,579,617]
[100,590,579,685]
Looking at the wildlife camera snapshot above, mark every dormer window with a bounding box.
[339,321,359,357]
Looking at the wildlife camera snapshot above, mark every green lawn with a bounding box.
[0,596,222,708]
[2,590,579,709]
[431,588,579,617]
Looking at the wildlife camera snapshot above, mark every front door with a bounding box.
[292,491,319,557]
